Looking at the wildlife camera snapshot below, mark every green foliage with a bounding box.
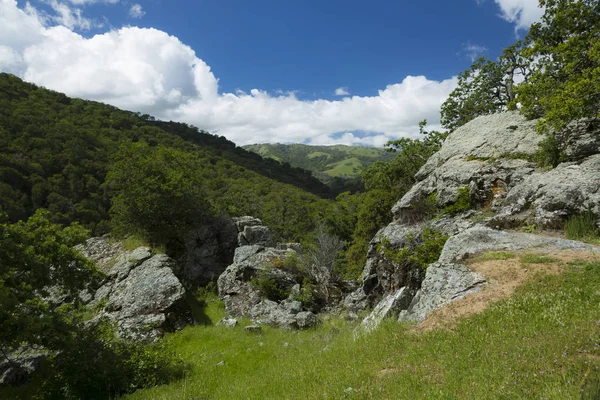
[106,142,212,248]
[334,121,448,279]
[0,209,101,351]
[377,228,449,271]
[517,0,600,131]
[293,278,317,310]
[564,211,599,242]
[251,270,292,302]
[0,73,331,243]
[117,260,600,400]
[440,41,531,131]
[243,143,393,193]
[534,134,563,169]
[39,321,182,400]
[442,186,473,216]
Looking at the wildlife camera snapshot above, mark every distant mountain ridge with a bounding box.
[243,143,394,191]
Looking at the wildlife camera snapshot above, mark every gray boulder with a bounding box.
[440,225,600,264]
[217,247,296,317]
[344,223,427,312]
[555,118,600,162]
[239,225,274,247]
[75,236,123,271]
[398,263,486,323]
[295,311,319,329]
[357,287,413,334]
[102,253,190,342]
[494,154,600,227]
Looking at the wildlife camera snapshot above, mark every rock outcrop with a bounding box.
[217,220,320,329]
[347,112,600,330]
[78,237,191,342]
[0,347,47,387]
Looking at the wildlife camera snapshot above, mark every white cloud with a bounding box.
[44,0,93,30]
[0,0,457,146]
[492,0,544,32]
[129,3,144,19]
[67,0,119,4]
[462,42,488,62]
[334,87,350,96]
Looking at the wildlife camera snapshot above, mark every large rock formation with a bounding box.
[217,219,321,329]
[78,237,191,342]
[349,112,600,332]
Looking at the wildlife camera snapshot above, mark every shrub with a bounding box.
[534,134,563,169]
[564,211,599,241]
[251,271,291,302]
[377,228,449,271]
[443,186,473,216]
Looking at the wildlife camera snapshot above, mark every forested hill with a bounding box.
[0,73,331,240]
[243,143,394,192]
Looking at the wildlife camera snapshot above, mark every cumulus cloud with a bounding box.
[0,0,457,146]
[491,0,544,32]
[334,87,350,96]
[129,3,144,18]
[462,42,488,62]
[44,0,93,30]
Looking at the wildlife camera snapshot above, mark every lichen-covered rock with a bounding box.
[398,263,486,323]
[494,154,600,228]
[101,253,190,342]
[217,246,296,317]
[555,118,600,162]
[357,287,413,334]
[439,225,600,264]
[79,237,191,342]
[344,223,428,312]
[76,236,124,271]
[295,311,318,329]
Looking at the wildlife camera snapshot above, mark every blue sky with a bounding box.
[0,0,544,146]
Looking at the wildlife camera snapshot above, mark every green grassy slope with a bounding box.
[116,257,600,400]
[243,143,394,181]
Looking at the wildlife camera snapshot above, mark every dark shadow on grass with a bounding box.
[186,292,213,326]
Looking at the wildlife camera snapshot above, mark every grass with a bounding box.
[323,157,363,177]
[117,260,600,400]
[520,253,558,266]
[565,212,600,244]
[482,251,516,260]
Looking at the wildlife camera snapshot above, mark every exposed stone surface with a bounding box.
[217,246,295,317]
[245,325,262,334]
[295,311,319,329]
[398,263,486,323]
[239,225,274,247]
[344,223,427,312]
[358,287,412,334]
[556,118,600,162]
[76,236,124,272]
[217,317,238,327]
[79,237,191,342]
[346,112,600,331]
[494,154,600,227]
[0,347,46,387]
[414,111,542,181]
[181,217,238,285]
[439,225,600,264]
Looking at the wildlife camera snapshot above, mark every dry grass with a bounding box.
[415,249,600,332]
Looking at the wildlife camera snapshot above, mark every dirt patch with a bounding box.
[412,249,600,333]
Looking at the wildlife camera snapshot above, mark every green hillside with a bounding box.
[0,73,330,242]
[243,143,394,191]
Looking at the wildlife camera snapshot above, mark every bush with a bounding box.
[40,320,182,400]
[534,133,563,169]
[565,211,599,241]
[443,187,473,216]
[251,271,291,302]
[377,228,449,271]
